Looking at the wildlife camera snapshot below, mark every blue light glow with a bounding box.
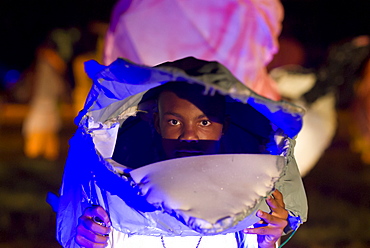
[4,69,20,86]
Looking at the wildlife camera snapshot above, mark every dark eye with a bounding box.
[168,119,180,126]
[200,120,211,126]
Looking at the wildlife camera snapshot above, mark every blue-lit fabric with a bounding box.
[56,57,307,247]
[76,58,304,138]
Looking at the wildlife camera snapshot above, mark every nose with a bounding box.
[179,126,199,142]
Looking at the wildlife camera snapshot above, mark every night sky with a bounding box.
[0,0,369,85]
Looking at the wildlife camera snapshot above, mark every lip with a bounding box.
[175,150,204,158]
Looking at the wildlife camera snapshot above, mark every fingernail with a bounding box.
[257,210,263,217]
[243,229,250,233]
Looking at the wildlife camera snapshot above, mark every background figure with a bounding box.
[303,36,370,165]
[336,36,370,164]
[303,36,370,110]
[103,0,283,100]
[270,66,337,176]
[269,35,370,175]
[71,21,108,116]
[22,28,79,160]
[352,56,370,164]
[22,23,108,160]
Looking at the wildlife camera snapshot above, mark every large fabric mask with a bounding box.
[57,57,307,247]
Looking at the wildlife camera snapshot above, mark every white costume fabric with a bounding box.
[108,231,238,248]
[106,230,281,248]
[56,57,307,247]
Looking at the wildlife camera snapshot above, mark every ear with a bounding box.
[222,114,231,135]
[153,112,161,135]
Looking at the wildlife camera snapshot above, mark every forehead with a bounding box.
[157,83,225,117]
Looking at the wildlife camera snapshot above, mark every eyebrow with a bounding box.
[163,112,183,118]
[163,112,209,120]
[196,114,208,119]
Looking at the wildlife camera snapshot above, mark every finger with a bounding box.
[256,210,288,228]
[266,191,284,210]
[257,210,272,224]
[79,215,111,236]
[77,224,110,244]
[243,211,285,238]
[266,192,288,220]
[266,195,279,209]
[272,190,285,208]
[75,234,108,248]
[266,197,288,220]
[243,225,281,237]
[243,220,281,238]
[84,206,111,226]
[244,225,282,246]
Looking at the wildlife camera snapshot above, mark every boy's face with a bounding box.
[155,87,226,159]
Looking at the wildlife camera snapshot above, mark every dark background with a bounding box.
[0,0,369,247]
[0,0,370,73]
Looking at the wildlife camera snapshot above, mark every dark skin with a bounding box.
[76,206,111,248]
[154,89,225,159]
[76,85,288,248]
[244,190,288,248]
